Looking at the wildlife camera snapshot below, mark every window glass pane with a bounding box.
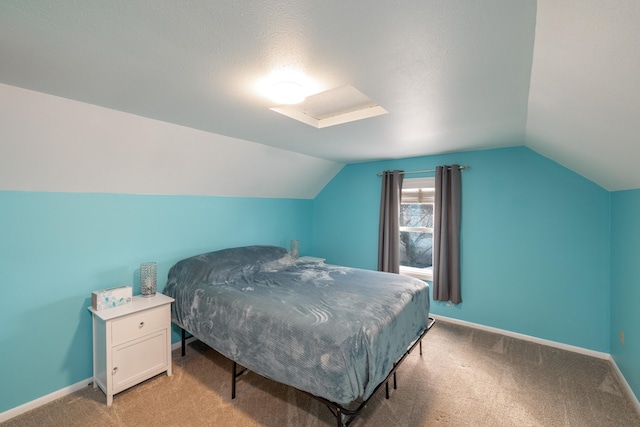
[400,203,434,228]
[400,231,433,268]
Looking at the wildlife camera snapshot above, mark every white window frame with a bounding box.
[399,177,434,281]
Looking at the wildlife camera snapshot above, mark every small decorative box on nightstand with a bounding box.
[88,293,174,406]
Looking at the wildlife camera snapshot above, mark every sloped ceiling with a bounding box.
[0,1,638,192]
[526,0,640,191]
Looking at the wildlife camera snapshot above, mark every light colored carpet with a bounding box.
[3,320,640,426]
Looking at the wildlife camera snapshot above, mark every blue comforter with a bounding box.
[164,245,430,406]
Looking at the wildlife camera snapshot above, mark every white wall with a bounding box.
[0,83,343,199]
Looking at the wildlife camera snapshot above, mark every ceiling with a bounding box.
[0,1,638,191]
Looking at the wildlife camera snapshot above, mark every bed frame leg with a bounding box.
[181,329,186,357]
[385,363,399,400]
[230,361,249,400]
[232,362,237,399]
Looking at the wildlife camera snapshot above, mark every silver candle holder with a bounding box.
[140,262,157,297]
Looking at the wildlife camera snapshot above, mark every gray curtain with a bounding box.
[433,164,462,303]
[378,170,404,273]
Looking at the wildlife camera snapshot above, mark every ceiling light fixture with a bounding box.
[269,81,307,105]
[256,69,320,105]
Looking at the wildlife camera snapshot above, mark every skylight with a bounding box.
[270,85,388,128]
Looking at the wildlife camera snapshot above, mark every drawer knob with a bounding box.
[112,367,118,375]
[139,321,145,329]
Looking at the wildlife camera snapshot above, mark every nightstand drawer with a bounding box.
[111,305,168,345]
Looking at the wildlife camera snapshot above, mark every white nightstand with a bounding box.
[88,293,174,406]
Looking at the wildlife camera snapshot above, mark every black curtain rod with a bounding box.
[376,165,469,177]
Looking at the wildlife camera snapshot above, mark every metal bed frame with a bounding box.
[179,316,435,427]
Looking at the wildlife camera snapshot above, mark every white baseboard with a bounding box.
[3,322,638,422]
[171,335,197,352]
[609,356,640,415]
[432,314,640,413]
[0,340,194,422]
[432,314,610,359]
[0,377,93,423]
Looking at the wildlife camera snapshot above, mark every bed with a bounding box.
[164,245,433,426]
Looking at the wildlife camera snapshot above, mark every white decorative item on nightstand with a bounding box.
[297,256,325,263]
[290,240,299,258]
[88,293,174,406]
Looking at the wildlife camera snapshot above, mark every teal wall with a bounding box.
[611,190,640,400]
[0,191,312,413]
[4,145,640,414]
[313,146,612,353]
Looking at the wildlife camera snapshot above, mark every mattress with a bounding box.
[164,245,430,405]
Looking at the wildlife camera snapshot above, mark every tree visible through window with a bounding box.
[400,204,433,268]
[399,177,434,279]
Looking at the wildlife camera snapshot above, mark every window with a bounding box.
[399,177,434,280]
